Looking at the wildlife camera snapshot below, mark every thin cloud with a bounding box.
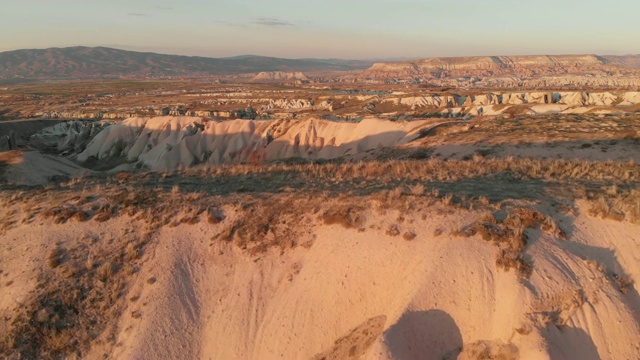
[128,12,149,17]
[154,5,173,10]
[214,19,247,28]
[253,17,294,27]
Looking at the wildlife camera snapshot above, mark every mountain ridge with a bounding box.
[0,46,373,82]
[1,46,639,83]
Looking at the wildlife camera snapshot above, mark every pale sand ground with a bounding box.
[1,200,638,359]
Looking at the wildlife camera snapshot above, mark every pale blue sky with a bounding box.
[1,0,638,59]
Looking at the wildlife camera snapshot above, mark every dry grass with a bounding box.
[588,189,640,223]
[184,156,640,187]
[3,225,153,359]
[46,247,66,269]
[217,197,326,255]
[0,140,638,356]
[42,205,90,224]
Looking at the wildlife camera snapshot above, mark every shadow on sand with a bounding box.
[384,310,462,360]
[543,324,601,360]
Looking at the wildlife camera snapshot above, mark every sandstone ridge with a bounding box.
[364,55,609,78]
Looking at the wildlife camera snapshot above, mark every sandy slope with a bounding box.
[3,199,637,359]
[0,150,92,185]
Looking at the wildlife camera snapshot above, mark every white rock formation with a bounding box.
[30,120,108,153]
[251,71,309,82]
[619,92,640,106]
[587,92,618,106]
[76,116,429,171]
[398,96,442,109]
[259,99,333,112]
[471,94,500,106]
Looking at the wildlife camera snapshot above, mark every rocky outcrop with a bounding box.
[362,55,611,79]
[620,92,640,106]
[29,120,109,154]
[259,99,333,112]
[33,111,104,119]
[476,75,640,89]
[351,54,640,88]
[251,71,309,82]
[71,116,427,170]
[392,91,639,109]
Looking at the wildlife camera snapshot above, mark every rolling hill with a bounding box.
[0,46,373,82]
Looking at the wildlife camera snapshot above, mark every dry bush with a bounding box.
[42,205,89,224]
[206,207,225,224]
[322,205,366,229]
[385,224,400,237]
[456,207,565,279]
[403,231,417,241]
[505,208,567,240]
[178,207,205,225]
[85,254,95,271]
[114,172,133,182]
[441,193,454,206]
[588,196,625,222]
[219,198,321,255]
[125,242,141,262]
[388,187,404,199]
[93,204,115,222]
[478,196,490,206]
[47,247,66,268]
[408,183,425,196]
[589,189,640,224]
[97,259,115,282]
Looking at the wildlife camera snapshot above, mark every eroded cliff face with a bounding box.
[363,55,611,79]
[64,116,427,170]
[356,54,640,88]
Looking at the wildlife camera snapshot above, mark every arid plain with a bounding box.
[1,50,640,359]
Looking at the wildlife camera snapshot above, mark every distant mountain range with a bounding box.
[0,46,373,83]
[0,46,638,84]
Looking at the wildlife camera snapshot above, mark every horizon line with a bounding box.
[0,45,639,62]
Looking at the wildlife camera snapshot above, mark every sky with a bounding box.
[1,0,639,59]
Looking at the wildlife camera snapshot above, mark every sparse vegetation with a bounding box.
[611,272,635,294]
[3,226,154,359]
[386,224,401,237]
[2,108,640,359]
[402,231,417,241]
[321,204,366,230]
[455,207,566,279]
